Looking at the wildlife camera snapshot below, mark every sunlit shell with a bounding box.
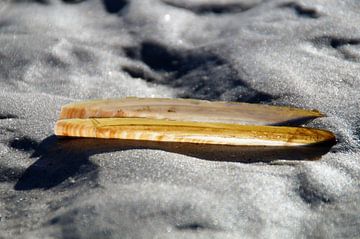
[59,97,324,126]
[54,118,336,147]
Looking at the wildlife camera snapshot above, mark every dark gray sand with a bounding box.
[0,0,360,238]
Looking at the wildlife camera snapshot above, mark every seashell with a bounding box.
[54,117,336,147]
[59,97,324,126]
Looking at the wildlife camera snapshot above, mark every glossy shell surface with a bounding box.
[55,118,336,147]
[59,97,324,126]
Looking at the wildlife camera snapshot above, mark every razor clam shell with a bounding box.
[54,118,336,147]
[59,97,324,126]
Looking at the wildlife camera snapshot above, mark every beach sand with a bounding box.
[0,0,359,238]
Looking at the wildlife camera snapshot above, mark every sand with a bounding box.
[0,0,359,238]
